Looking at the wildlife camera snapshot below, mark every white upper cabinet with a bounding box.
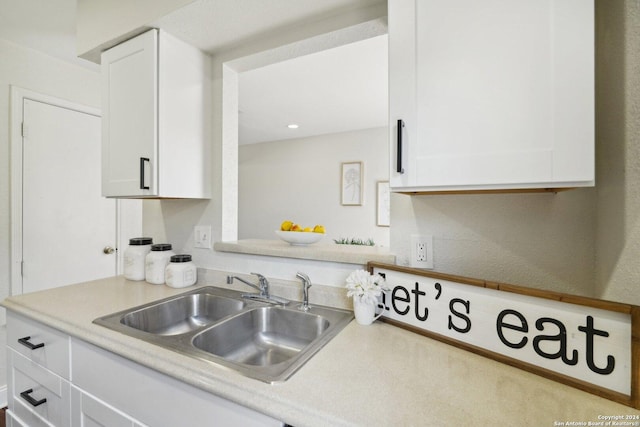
[101,29,211,198]
[389,0,594,193]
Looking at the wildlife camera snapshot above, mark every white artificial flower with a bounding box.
[345,269,388,305]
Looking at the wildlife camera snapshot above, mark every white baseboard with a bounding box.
[0,384,7,408]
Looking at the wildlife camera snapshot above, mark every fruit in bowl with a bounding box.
[280,220,293,231]
[277,220,326,245]
[279,220,325,234]
[275,230,324,245]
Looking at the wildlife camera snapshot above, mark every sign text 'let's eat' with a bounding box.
[372,266,633,397]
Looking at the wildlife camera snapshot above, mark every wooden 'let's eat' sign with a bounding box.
[368,262,640,408]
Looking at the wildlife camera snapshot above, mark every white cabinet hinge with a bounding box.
[21,122,28,138]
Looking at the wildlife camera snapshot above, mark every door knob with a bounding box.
[103,246,115,254]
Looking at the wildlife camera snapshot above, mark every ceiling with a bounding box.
[152,0,384,54]
[0,0,98,71]
[238,34,387,145]
[0,0,388,144]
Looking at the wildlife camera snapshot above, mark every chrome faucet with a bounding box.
[296,272,312,312]
[227,272,270,297]
[226,273,289,305]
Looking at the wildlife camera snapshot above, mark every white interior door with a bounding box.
[21,99,117,293]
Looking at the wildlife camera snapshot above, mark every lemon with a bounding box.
[281,220,293,231]
[303,227,313,232]
[313,225,326,234]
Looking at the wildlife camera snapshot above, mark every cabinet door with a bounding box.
[6,410,27,427]
[389,0,594,192]
[71,386,145,427]
[102,29,158,197]
[71,339,283,427]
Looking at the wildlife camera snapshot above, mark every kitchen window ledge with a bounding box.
[214,239,395,265]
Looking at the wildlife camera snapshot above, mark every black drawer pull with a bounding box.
[20,388,47,407]
[18,336,44,350]
[397,119,405,174]
[139,157,150,190]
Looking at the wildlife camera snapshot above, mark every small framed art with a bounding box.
[341,161,363,206]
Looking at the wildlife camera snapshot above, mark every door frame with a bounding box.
[10,86,139,296]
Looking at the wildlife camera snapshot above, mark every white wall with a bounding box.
[0,38,101,312]
[142,6,389,289]
[142,1,640,303]
[594,0,640,304]
[238,127,389,246]
[76,0,194,61]
[391,190,597,297]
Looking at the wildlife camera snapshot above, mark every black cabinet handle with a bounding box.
[20,389,47,407]
[18,336,44,350]
[397,119,405,174]
[139,157,150,190]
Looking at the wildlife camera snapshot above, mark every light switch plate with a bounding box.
[194,225,212,249]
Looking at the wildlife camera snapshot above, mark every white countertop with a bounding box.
[214,239,396,265]
[3,275,639,426]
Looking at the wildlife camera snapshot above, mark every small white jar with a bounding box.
[124,237,153,281]
[165,254,197,288]
[145,244,175,285]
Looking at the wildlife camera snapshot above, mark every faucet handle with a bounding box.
[296,272,311,287]
[250,272,269,295]
[296,272,312,312]
[251,272,267,284]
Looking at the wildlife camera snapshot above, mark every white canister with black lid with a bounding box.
[124,237,153,281]
[165,254,197,288]
[145,244,175,285]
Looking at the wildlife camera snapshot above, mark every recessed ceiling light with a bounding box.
[287,124,299,129]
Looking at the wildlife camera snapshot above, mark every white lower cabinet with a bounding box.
[7,312,72,427]
[7,312,70,380]
[71,386,145,427]
[71,339,282,427]
[6,410,27,427]
[8,349,71,427]
[6,311,283,427]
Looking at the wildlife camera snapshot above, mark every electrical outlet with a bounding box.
[410,235,433,269]
[194,225,212,249]
[416,242,427,261]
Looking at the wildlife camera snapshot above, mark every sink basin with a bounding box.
[120,293,246,336]
[94,286,353,382]
[193,307,329,366]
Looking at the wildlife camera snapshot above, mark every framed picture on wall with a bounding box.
[377,181,390,226]
[341,161,363,206]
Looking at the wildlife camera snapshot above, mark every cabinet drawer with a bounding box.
[71,386,146,427]
[7,312,70,379]
[6,409,27,427]
[9,349,71,427]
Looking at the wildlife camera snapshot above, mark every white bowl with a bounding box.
[275,230,324,245]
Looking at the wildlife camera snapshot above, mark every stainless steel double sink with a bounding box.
[94,286,353,383]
